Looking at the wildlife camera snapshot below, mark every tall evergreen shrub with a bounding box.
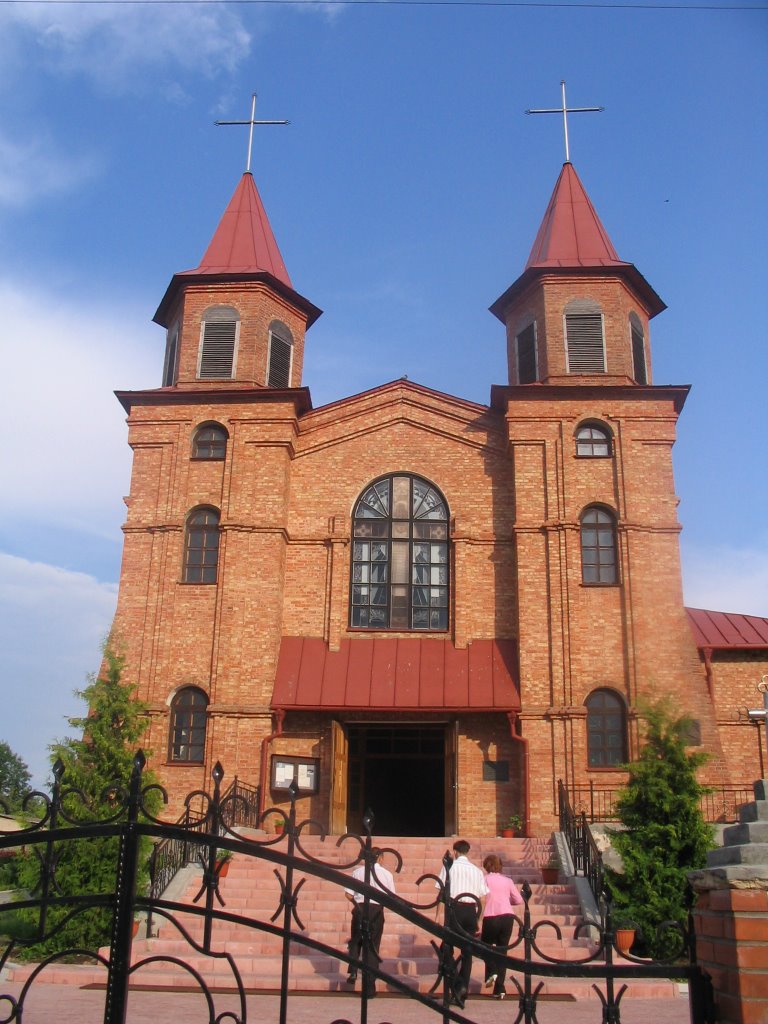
[605,697,713,958]
[16,645,160,957]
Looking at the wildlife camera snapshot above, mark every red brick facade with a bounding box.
[109,165,766,834]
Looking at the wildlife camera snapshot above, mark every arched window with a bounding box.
[169,687,209,763]
[350,474,449,631]
[565,299,605,373]
[183,508,220,584]
[586,689,628,767]
[575,422,612,458]
[515,320,538,384]
[267,320,293,388]
[162,323,179,387]
[629,313,647,384]
[198,306,239,380]
[580,506,618,585]
[192,423,228,460]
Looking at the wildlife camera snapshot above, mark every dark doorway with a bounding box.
[347,725,445,835]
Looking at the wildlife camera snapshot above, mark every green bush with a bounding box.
[14,644,161,960]
[605,696,713,959]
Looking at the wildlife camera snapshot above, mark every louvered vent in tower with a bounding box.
[199,320,237,379]
[565,301,605,373]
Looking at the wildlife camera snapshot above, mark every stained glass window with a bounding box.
[351,475,449,630]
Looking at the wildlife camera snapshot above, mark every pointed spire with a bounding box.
[490,162,664,322]
[526,162,625,270]
[190,172,292,285]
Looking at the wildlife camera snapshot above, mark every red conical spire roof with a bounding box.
[490,162,665,322]
[188,171,292,284]
[526,162,626,270]
[154,172,322,329]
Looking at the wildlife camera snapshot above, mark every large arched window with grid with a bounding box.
[350,474,449,631]
[183,507,220,584]
[169,687,209,763]
[586,688,628,767]
[580,506,618,585]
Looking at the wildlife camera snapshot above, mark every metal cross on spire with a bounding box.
[215,93,290,173]
[526,81,603,163]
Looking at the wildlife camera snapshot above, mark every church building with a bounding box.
[111,153,768,836]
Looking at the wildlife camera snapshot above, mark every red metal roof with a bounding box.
[526,162,626,270]
[181,172,292,285]
[686,607,768,649]
[271,637,520,712]
[489,162,666,323]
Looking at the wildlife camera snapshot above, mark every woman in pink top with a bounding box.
[480,854,523,999]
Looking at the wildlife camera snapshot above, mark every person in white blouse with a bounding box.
[437,839,488,1008]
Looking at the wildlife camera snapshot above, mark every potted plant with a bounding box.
[274,816,288,836]
[614,919,636,955]
[214,849,233,877]
[501,814,522,838]
[541,852,560,884]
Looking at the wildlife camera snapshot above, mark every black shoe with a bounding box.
[452,984,467,1009]
[347,970,357,983]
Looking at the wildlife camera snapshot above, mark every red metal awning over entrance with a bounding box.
[271,637,520,712]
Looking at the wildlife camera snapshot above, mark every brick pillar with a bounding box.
[689,779,768,1024]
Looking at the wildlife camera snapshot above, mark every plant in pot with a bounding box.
[501,814,522,838]
[541,852,560,884]
[613,918,636,956]
[214,848,233,878]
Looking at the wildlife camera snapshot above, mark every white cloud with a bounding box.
[0,3,253,91]
[0,278,158,540]
[0,129,102,208]
[0,552,117,788]
[681,539,768,618]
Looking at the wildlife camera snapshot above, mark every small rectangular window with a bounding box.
[516,323,537,384]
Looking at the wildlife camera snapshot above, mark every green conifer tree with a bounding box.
[605,696,713,958]
[17,644,160,957]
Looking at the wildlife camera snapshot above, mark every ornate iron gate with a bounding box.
[1,754,716,1023]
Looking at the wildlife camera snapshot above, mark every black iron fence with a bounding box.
[1,755,716,1024]
[558,779,604,902]
[566,781,753,824]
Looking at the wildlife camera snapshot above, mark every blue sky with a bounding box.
[0,0,766,787]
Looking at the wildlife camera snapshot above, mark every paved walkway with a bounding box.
[1,982,691,1023]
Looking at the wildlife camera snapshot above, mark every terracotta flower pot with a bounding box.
[215,859,231,877]
[501,828,515,838]
[615,928,635,955]
[541,866,559,884]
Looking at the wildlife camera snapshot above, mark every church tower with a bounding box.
[489,162,724,826]
[154,171,321,390]
[113,170,321,810]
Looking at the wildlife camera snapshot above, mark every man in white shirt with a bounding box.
[437,839,487,1008]
[345,847,396,998]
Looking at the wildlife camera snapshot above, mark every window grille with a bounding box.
[351,475,449,631]
[631,317,647,384]
[199,320,237,379]
[169,687,209,762]
[580,507,618,585]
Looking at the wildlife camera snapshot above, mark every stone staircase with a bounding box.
[5,835,678,999]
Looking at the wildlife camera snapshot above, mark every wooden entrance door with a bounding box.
[330,719,348,834]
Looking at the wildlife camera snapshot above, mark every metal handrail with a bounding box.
[558,779,604,905]
[148,776,261,902]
